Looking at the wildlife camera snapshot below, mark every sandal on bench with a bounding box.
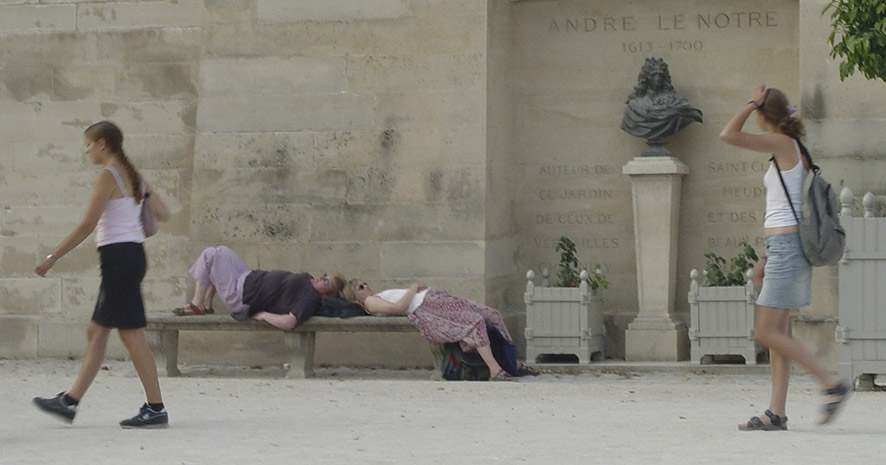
[490,369,516,382]
[738,409,788,431]
[172,303,213,316]
[819,380,850,425]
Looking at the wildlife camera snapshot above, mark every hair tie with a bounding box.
[788,106,797,115]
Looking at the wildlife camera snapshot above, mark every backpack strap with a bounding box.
[794,138,819,174]
[770,156,801,225]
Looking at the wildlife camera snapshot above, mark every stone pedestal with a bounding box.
[623,157,690,361]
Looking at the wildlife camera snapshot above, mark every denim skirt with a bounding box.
[755,233,812,309]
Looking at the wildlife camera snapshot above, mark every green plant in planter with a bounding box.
[555,236,609,295]
[703,240,759,287]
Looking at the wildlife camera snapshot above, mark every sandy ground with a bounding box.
[2,359,885,465]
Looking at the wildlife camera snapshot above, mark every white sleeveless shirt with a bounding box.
[95,166,146,247]
[375,288,430,314]
[763,139,808,228]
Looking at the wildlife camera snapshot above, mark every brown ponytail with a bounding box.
[84,121,143,203]
[758,88,806,141]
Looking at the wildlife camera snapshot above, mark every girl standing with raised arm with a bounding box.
[720,86,849,430]
[32,121,172,429]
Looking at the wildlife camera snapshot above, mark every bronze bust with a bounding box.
[621,57,703,156]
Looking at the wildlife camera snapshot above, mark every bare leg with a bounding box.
[252,311,297,330]
[68,322,113,400]
[202,284,216,310]
[462,335,505,376]
[119,328,163,404]
[476,345,505,375]
[767,309,792,417]
[756,306,836,387]
[191,281,209,310]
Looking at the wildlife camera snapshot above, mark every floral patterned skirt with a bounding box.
[407,289,512,352]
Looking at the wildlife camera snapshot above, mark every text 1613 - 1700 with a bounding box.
[623,40,703,53]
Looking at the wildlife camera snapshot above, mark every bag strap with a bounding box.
[104,166,129,196]
[140,176,150,200]
[771,137,817,225]
[794,138,819,175]
[770,155,801,225]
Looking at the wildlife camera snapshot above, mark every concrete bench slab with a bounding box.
[146,313,416,379]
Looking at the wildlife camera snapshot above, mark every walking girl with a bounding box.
[720,85,849,430]
[33,121,172,428]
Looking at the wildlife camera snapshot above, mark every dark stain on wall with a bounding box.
[802,84,826,121]
[379,128,399,153]
[0,67,52,101]
[425,168,444,201]
[262,221,296,239]
[100,103,118,117]
[445,168,477,203]
[126,64,198,99]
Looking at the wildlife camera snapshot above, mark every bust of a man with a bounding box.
[621,58,703,156]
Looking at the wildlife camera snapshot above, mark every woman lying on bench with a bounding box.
[342,279,538,381]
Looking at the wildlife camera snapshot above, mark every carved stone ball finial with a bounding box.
[621,57,703,156]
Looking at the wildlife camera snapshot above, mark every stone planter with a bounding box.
[524,269,605,363]
[688,269,763,365]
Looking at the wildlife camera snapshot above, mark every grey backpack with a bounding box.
[771,140,846,267]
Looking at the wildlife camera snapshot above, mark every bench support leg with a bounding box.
[283,332,315,379]
[146,329,181,377]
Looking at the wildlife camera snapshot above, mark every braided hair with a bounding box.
[84,121,143,203]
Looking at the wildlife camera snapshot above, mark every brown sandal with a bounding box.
[515,363,540,377]
[819,380,850,425]
[490,369,516,382]
[172,303,212,316]
[738,409,788,431]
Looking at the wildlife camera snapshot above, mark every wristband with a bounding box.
[748,100,759,109]
[46,253,57,263]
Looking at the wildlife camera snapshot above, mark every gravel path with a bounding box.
[2,359,883,464]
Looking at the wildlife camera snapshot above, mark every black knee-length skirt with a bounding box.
[92,242,147,329]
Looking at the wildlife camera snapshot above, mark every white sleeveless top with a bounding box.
[763,139,808,228]
[95,166,146,247]
[375,288,430,314]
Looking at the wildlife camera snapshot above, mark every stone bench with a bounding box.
[145,313,418,379]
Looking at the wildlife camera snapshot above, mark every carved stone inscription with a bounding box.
[549,11,780,33]
[512,0,798,311]
[701,160,767,249]
[522,160,622,278]
[529,163,618,236]
[547,10,781,56]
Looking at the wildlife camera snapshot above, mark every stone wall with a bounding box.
[0,0,490,368]
[2,1,883,368]
[509,0,800,358]
[795,0,886,367]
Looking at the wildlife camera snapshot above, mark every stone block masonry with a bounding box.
[0,0,491,368]
[1,0,878,369]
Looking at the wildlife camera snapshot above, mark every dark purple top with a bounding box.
[241,271,320,326]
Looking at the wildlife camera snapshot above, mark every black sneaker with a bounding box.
[120,403,168,429]
[33,392,77,424]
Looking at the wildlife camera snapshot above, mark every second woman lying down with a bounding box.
[343,279,538,381]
